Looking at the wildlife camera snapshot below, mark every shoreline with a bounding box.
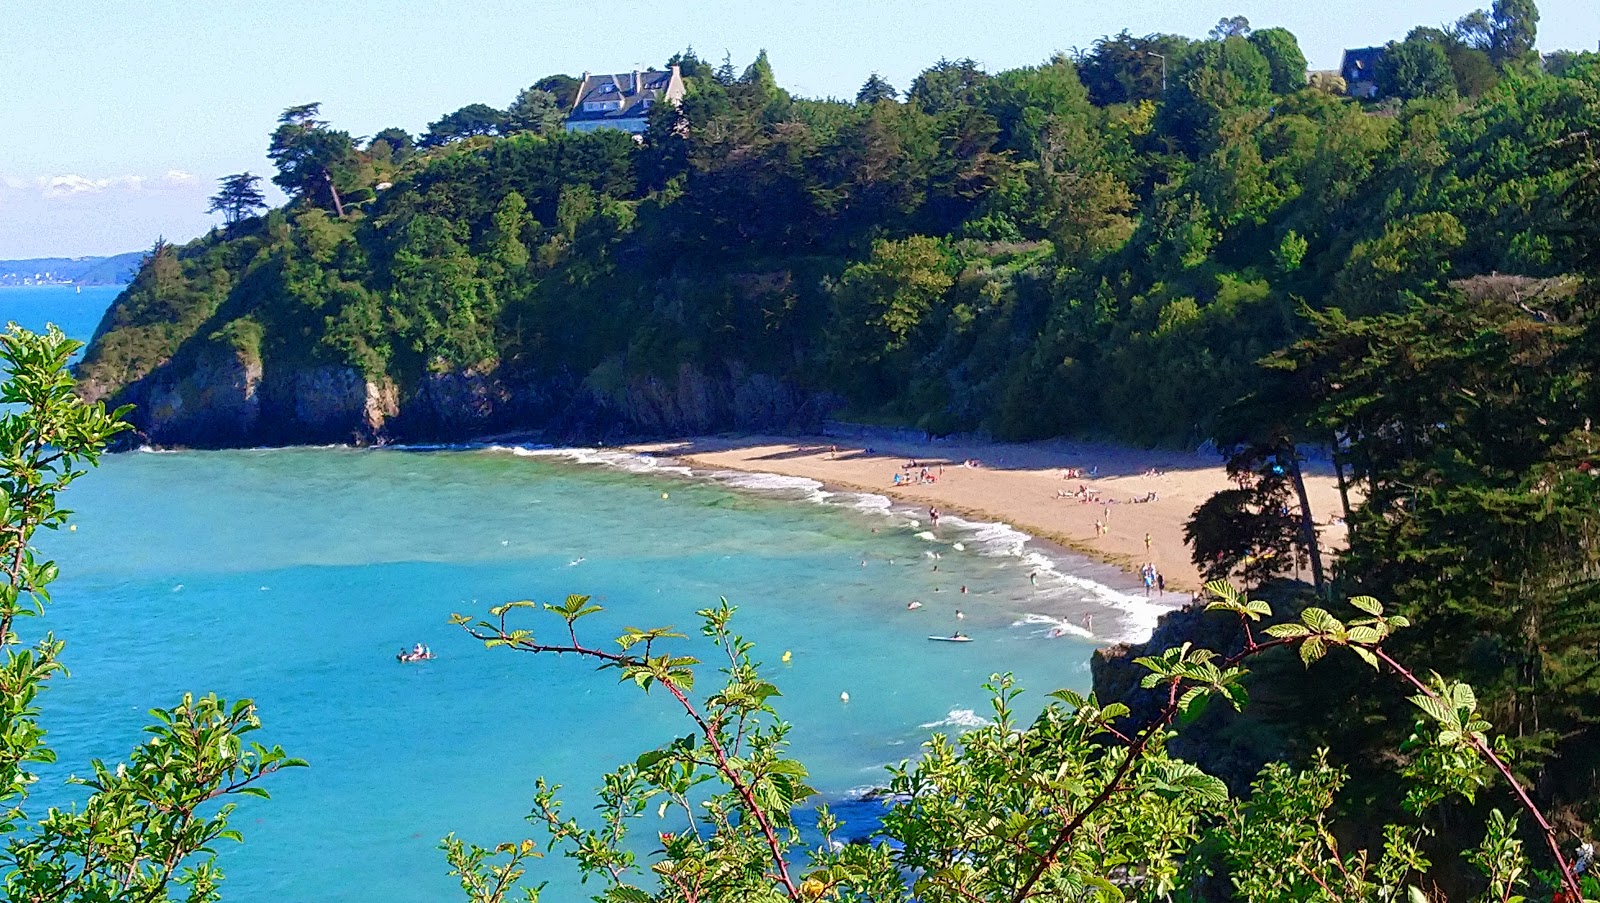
[625,433,1348,596]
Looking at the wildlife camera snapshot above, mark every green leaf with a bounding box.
[1299,637,1326,666]
[1349,645,1379,669]
[1349,595,1383,615]
[1301,607,1341,633]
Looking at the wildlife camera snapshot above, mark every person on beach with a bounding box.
[929,507,941,526]
[1144,532,1152,554]
[1157,573,1166,595]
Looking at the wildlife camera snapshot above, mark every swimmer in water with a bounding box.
[956,609,965,620]
[961,585,968,594]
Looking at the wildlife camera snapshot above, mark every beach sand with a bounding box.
[628,434,1348,594]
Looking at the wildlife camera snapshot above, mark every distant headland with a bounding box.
[0,251,143,287]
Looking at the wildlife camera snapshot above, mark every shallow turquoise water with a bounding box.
[2,281,1162,901]
[34,446,1129,901]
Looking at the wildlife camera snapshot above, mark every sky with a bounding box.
[2,0,1598,259]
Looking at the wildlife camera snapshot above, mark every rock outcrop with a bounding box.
[93,347,837,449]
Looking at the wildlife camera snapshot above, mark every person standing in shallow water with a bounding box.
[929,507,940,527]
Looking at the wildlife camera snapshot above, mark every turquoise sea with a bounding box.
[1,285,1166,902]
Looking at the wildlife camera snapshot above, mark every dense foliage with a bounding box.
[445,588,1595,901]
[79,12,1600,446]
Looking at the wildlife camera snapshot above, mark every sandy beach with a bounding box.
[628,434,1347,594]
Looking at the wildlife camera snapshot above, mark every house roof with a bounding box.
[1340,47,1386,82]
[567,69,676,123]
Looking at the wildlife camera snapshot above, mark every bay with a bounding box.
[3,280,1134,901]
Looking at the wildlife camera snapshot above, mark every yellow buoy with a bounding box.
[662,492,669,499]
[781,650,792,663]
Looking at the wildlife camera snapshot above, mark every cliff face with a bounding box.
[88,345,835,449]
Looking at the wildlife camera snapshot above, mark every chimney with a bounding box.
[633,68,642,94]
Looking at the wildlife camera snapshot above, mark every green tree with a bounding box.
[1377,34,1458,101]
[424,103,508,146]
[1487,0,1541,66]
[267,102,360,214]
[1162,36,1273,149]
[828,236,955,400]
[1455,0,1541,67]
[1076,31,1189,106]
[907,58,989,115]
[0,326,302,900]
[369,126,416,163]
[206,171,267,228]
[504,87,564,135]
[1247,27,1308,94]
[855,72,898,105]
[1209,14,1252,39]
[531,74,581,108]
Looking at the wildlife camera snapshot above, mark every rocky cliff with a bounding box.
[80,342,837,449]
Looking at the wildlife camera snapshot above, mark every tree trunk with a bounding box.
[1287,449,1326,595]
[323,171,346,218]
[1331,431,1354,528]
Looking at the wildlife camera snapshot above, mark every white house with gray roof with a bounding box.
[564,65,685,135]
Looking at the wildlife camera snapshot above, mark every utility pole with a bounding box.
[1146,51,1167,95]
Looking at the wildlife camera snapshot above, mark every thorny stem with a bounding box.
[466,621,803,902]
[1372,647,1584,902]
[1008,632,1293,902]
[1010,677,1182,902]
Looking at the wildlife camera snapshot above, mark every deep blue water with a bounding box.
[0,283,120,351]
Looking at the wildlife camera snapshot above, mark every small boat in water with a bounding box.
[928,634,973,643]
[397,644,434,662]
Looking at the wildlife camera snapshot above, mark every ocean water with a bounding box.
[1,283,1169,901]
[0,283,121,349]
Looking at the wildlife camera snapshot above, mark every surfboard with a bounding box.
[927,635,973,643]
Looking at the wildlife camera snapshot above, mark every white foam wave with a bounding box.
[914,531,936,541]
[708,470,831,502]
[499,445,694,476]
[136,445,180,454]
[1017,551,1178,643]
[919,708,992,730]
[941,515,1031,557]
[1012,613,1095,639]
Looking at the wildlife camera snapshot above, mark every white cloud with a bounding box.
[9,171,207,200]
[0,168,223,257]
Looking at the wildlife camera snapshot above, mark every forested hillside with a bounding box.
[65,3,1600,893]
[77,7,1600,448]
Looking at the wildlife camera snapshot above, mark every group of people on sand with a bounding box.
[1140,562,1166,597]
[893,465,943,486]
[397,643,433,662]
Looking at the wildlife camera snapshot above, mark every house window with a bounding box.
[583,100,622,112]
[599,84,616,94]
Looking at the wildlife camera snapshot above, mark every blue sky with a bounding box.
[2,0,1597,259]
